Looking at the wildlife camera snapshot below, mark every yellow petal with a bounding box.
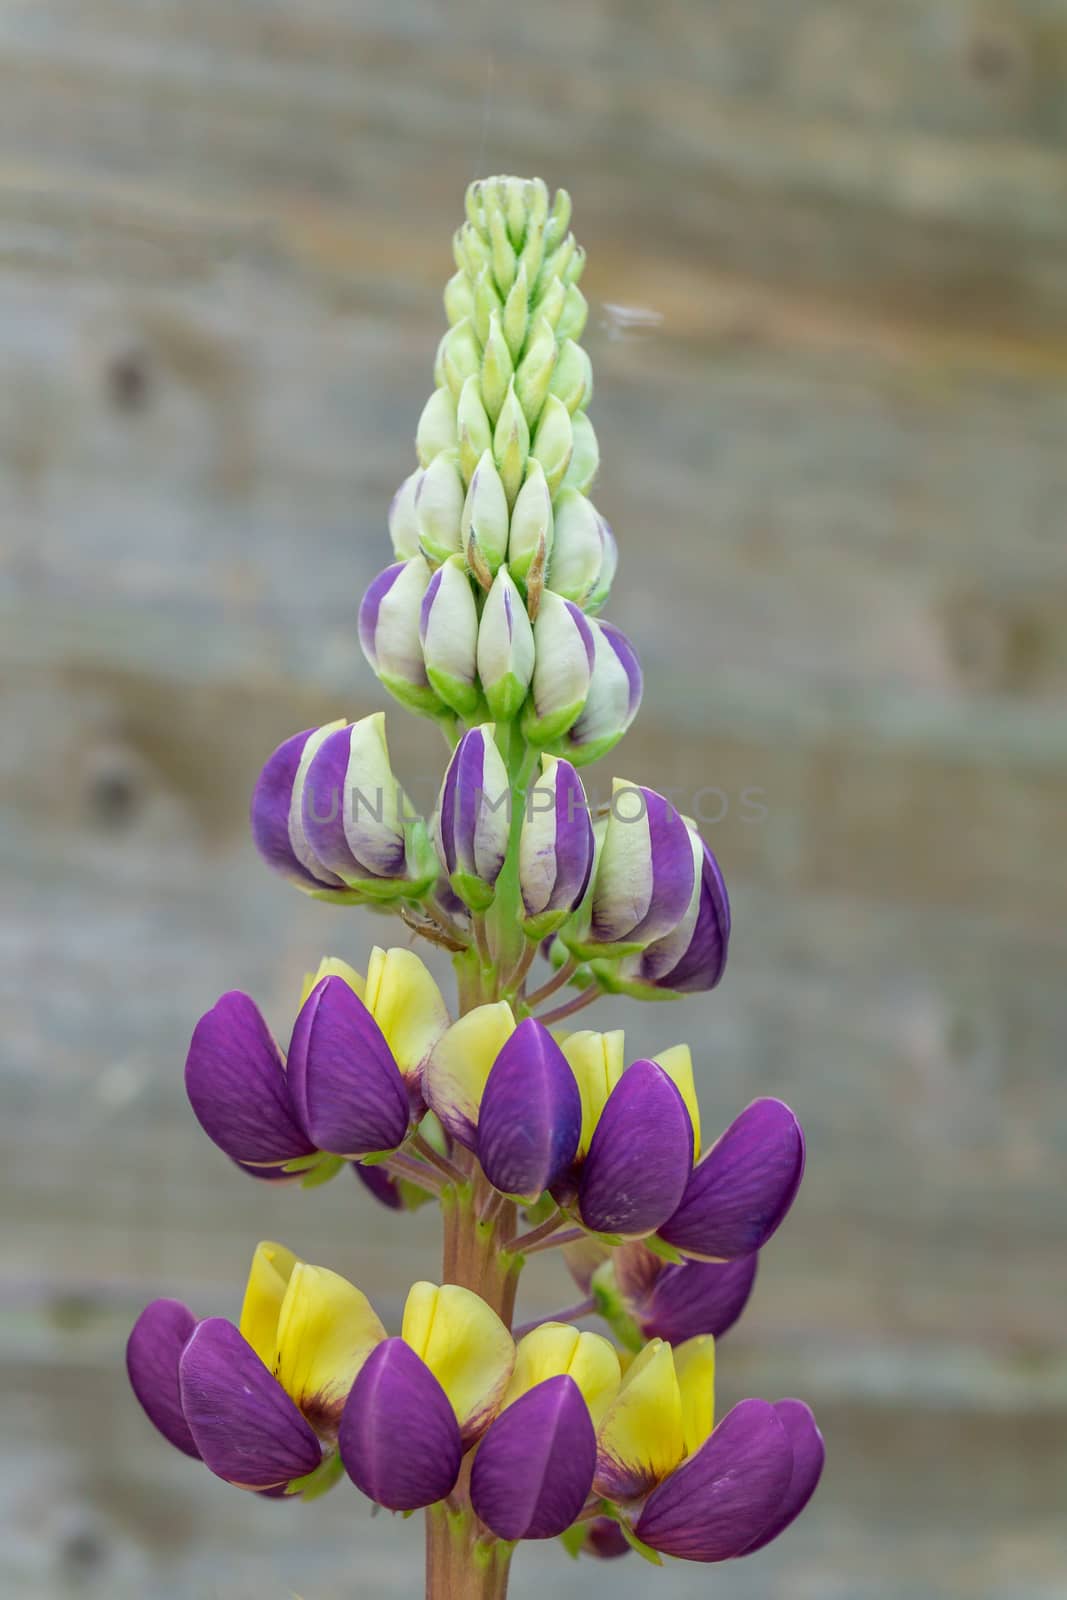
[651,1043,701,1156]
[594,1339,684,1497]
[504,1323,621,1429]
[401,1281,515,1444]
[239,1241,299,1368]
[423,1002,516,1144]
[300,957,366,1007]
[365,946,450,1082]
[275,1263,387,1426]
[673,1335,716,1457]
[559,1029,625,1154]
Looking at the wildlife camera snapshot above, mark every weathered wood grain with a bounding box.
[2,0,1066,1594]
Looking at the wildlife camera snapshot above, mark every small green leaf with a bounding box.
[300,1155,344,1189]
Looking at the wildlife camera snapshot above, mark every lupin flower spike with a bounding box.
[130,176,824,1597]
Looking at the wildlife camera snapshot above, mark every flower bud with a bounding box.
[563,620,642,766]
[339,1339,461,1511]
[548,338,593,414]
[438,318,484,401]
[506,459,554,584]
[515,316,558,425]
[531,393,574,496]
[493,379,530,505]
[418,555,480,716]
[301,713,438,900]
[416,385,458,465]
[471,1377,596,1541]
[488,204,517,296]
[477,1019,581,1201]
[519,213,548,285]
[521,590,596,745]
[461,450,510,579]
[564,779,696,958]
[518,755,594,938]
[577,1060,694,1239]
[477,565,535,722]
[433,725,512,911]
[454,221,491,278]
[544,186,572,252]
[443,267,474,326]
[564,410,600,494]
[547,490,612,606]
[502,262,528,359]
[286,976,411,1159]
[251,722,352,895]
[481,309,514,422]
[414,451,465,565]
[358,557,445,717]
[472,266,500,346]
[612,1243,758,1346]
[604,829,730,998]
[185,991,316,1170]
[456,373,492,483]
[557,283,589,343]
[534,273,566,330]
[387,468,422,560]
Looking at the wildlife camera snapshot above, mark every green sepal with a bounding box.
[643,1233,686,1266]
[520,905,570,943]
[287,1449,345,1502]
[616,1521,663,1566]
[559,1522,586,1560]
[449,869,496,913]
[483,672,530,724]
[281,1153,327,1175]
[588,959,684,1002]
[379,671,454,722]
[426,665,482,719]
[521,696,587,749]
[300,1155,345,1189]
[590,1261,645,1353]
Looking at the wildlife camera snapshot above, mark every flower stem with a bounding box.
[512,1298,595,1339]
[410,1132,465,1187]
[523,954,578,1010]
[510,1209,566,1253]
[535,986,599,1027]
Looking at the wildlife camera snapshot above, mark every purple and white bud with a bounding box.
[461,450,510,580]
[477,566,535,722]
[564,780,696,958]
[300,713,438,901]
[521,590,596,746]
[433,725,512,912]
[563,620,642,768]
[387,469,422,560]
[605,827,730,998]
[418,556,480,717]
[506,460,554,585]
[414,451,465,566]
[359,556,447,719]
[251,722,352,895]
[547,490,614,608]
[518,755,595,938]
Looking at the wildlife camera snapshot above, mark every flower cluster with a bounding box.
[128,177,822,1595]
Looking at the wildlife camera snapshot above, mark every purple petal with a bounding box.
[636,1253,758,1344]
[643,839,730,993]
[358,563,403,667]
[565,601,597,673]
[338,1338,461,1511]
[635,1398,793,1562]
[740,1400,825,1554]
[477,1019,582,1200]
[601,624,642,722]
[418,567,445,643]
[659,1099,805,1261]
[178,1319,322,1490]
[250,729,346,890]
[471,1376,596,1541]
[126,1299,201,1459]
[634,790,697,942]
[584,1517,631,1559]
[578,1061,693,1237]
[552,760,595,911]
[286,978,409,1158]
[185,992,315,1167]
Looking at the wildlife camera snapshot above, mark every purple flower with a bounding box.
[577,1060,694,1238]
[470,1376,596,1540]
[658,1098,805,1262]
[606,829,730,998]
[250,724,351,895]
[477,1019,582,1201]
[184,991,315,1170]
[359,556,447,719]
[518,754,595,939]
[564,780,695,959]
[563,620,642,768]
[419,555,480,717]
[285,977,411,1159]
[635,1398,823,1562]
[614,1243,758,1344]
[338,1338,462,1511]
[126,1299,201,1460]
[433,725,511,911]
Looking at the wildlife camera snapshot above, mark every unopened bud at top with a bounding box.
[461,451,510,581]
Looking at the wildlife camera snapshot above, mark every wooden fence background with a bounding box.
[1,1,1065,1595]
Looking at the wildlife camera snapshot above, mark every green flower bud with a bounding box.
[535,274,566,330]
[493,380,530,506]
[502,264,529,361]
[419,554,481,717]
[515,316,557,426]
[472,267,500,347]
[388,469,423,560]
[504,176,528,247]
[481,311,514,423]
[548,338,593,414]
[564,244,587,286]
[488,205,517,296]
[444,268,474,326]
[477,565,535,722]
[464,180,487,233]
[521,590,596,746]
[544,187,572,254]
[563,411,600,495]
[507,460,554,585]
[557,283,589,344]
[416,387,458,467]
[461,450,510,579]
[457,374,492,485]
[435,318,481,400]
[415,451,465,565]
[531,394,574,497]
[542,232,577,288]
[454,222,491,278]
